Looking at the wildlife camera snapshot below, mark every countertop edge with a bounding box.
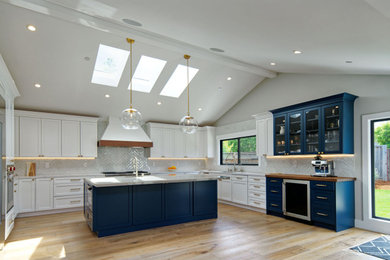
[265,173,356,182]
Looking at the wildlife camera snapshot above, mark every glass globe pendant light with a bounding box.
[121,38,142,130]
[179,54,198,134]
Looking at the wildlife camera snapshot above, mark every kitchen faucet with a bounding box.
[132,157,140,177]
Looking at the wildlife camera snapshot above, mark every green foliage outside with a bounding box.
[375,122,390,148]
[222,137,256,153]
[375,189,390,219]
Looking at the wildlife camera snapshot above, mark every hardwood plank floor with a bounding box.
[0,204,381,260]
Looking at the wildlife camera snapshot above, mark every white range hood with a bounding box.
[99,117,153,147]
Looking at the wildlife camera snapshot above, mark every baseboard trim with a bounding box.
[218,200,266,214]
[355,219,390,234]
[17,207,83,218]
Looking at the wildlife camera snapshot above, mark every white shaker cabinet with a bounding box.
[17,178,36,213]
[231,176,248,205]
[174,129,185,158]
[35,178,54,211]
[218,176,232,201]
[81,122,97,157]
[254,112,274,161]
[19,117,41,157]
[61,120,80,157]
[41,119,61,156]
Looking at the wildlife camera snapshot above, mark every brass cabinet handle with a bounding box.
[270,180,278,183]
[70,179,81,182]
[70,188,81,191]
[254,185,261,188]
[271,190,279,193]
[316,212,328,217]
[271,203,279,207]
[236,177,243,180]
[253,201,260,205]
[254,193,261,196]
[316,196,328,200]
[315,184,327,187]
[70,200,81,204]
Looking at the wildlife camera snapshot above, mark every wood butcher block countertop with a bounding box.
[266,173,356,182]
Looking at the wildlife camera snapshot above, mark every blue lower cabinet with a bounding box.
[165,182,193,220]
[194,180,218,217]
[266,178,283,216]
[133,184,163,225]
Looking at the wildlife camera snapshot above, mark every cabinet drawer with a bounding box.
[54,195,83,209]
[54,177,84,185]
[267,198,282,213]
[248,198,266,209]
[267,187,282,197]
[311,207,335,225]
[267,178,282,186]
[311,181,335,191]
[248,183,266,191]
[248,190,266,200]
[248,176,265,183]
[311,190,335,209]
[54,184,83,196]
[231,175,247,182]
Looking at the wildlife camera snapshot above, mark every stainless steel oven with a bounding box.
[282,179,311,221]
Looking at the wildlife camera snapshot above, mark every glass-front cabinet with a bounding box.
[271,93,357,156]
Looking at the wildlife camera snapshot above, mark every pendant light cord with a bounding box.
[187,56,190,117]
[127,38,134,109]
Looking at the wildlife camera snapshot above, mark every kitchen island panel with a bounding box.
[165,182,193,220]
[133,184,163,226]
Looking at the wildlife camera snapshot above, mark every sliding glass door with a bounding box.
[371,118,390,220]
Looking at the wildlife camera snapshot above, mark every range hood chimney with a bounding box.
[98,117,153,147]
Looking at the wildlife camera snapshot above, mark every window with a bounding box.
[160,64,199,98]
[371,118,390,221]
[220,136,257,165]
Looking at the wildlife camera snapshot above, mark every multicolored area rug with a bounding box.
[351,236,390,259]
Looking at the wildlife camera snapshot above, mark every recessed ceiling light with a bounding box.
[270,62,276,66]
[122,18,142,27]
[157,101,162,105]
[293,50,303,54]
[227,77,232,81]
[345,60,353,63]
[26,25,36,32]
[210,47,225,53]
[34,83,41,88]
[105,94,110,98]
[198,108,203,111]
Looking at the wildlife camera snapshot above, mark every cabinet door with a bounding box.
[304,107,321,154]
[19,117,41,156]
[133,184,163,225]
[194,180,217,216]
[218,179,232,201]
[41,119,61,157]
[81,122,97,157]
[165,182,193,220]
[184,133,197,157]
[35,178,53,211]
[61,120,80,157]
[256,119,267,157]
[196,130,206,157]
[274,114,287,155]
[162,128,175,157]
[232,181,248,205]
[322,104,342,153]
[18,179,35,213]
[174,129,185,157]
[14,116,19,157]
[150,127,163,157]
[288,111,303,154]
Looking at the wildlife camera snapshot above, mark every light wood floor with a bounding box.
[1,203,381,260]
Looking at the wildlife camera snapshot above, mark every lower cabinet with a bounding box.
[218,176,232,201]
[17,178,36,213]
[35,178,54,211]
[87,180,218,237]
[231,178,248,205]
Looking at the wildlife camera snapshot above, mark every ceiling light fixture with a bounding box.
[121,38,142,130]
[227,77,232,81]
[34,83,41,88]
[105,94,110,98]
[122,19,142,27]
[157,101,162,105]
[27,25,36,32]
[198,108,203,111]
[179,55,198,134]
[270,62,276,66]
[293,50,303,54]
[210,47,225,53]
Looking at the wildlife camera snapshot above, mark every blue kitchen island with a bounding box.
[84,174,218,237]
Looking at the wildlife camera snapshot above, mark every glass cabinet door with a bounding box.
[288,112,303,154]
[274,115,286,155]
[323,104,342,153]
[304,108,320,154]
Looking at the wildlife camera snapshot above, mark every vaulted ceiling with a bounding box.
[1,0,389,125]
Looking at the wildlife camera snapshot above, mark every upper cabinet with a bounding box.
[145,123,215,158]
[16,110,98,158]
[270,93,357,156]
[254,112,274,158]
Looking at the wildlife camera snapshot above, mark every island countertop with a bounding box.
[84,173,219,187]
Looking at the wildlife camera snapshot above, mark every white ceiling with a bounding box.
[0,2,266,125]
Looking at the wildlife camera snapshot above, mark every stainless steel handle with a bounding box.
[70,200,81,204]
[270,190,279,193]
[316,196,328,200]
[271,203,279,207]
[316,184,327,187]
[316,212,328,217]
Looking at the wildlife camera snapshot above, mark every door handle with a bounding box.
[271,203,279,207]
[270,190,279,193]
[316,212,328,217]
[316,196,328,200]
[315,184,327,187]
[270,180,278,183]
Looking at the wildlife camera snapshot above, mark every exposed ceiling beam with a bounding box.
[1,0,276,78]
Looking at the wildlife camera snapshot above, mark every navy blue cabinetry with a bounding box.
[165,182,193,220]
[271,93,357,155]
[266,178,283,215]
[194,180,218,216]
[133,184,163,225]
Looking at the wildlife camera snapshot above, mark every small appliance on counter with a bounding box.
[311,155,335,177]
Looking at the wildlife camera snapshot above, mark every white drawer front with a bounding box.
[231,175,248,182]
[248,198,266,209]
[248,176,265,183]
[54,184,83,196]
[248,191,266,200]
[248,183,266,191]
[54,177,84,185]
[54,196,83,209]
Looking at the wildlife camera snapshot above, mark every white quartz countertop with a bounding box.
[201,170,266,177]
[16,173,104,179]
[85,173,219,187]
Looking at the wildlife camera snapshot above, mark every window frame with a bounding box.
[220,135,257,166]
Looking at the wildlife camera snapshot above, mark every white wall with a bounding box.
[214,73,390,221]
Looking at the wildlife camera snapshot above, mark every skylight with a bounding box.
[129,55,167,93]
[160,65,199,98]
[91,44,129,87]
